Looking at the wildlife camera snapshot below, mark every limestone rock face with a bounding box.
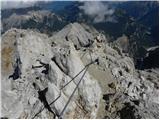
[112,35,129,53]
[77,28,158,119]
[50,23,94,49]
[1,29,53,118]
[1,22,158,119]
[99,43,159,119]
[1,24,102,119]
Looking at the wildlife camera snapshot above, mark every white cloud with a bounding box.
[1,0,38,9]
[1,0,51,9]
[79,1,116,23]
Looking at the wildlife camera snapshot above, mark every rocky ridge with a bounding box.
[2,10,65,35]
[1,23,159,119]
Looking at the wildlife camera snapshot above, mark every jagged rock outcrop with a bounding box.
[68,23,158,119]
[50,23,95,50]
[111,34,129,54]
[1,23,101,119]
[98,42,159,118]
[1,22,159,119]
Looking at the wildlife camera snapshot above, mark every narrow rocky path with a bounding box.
[80,50,116,118]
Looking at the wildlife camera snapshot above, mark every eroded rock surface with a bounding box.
[1,23,159,119]
[1,24,101,119]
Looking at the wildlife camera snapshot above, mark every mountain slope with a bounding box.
[2,9,66,35]
[46,1,158,60]
[1,23,158,119]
